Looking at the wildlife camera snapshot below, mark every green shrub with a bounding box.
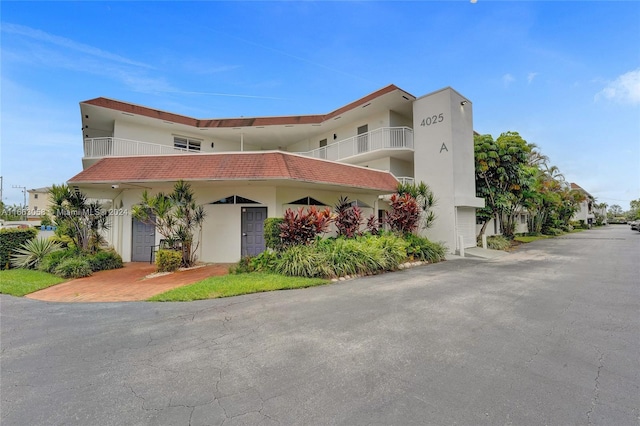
[403,233,446,263]
[156,249,182,272]
[263,218,285,251]
[229,256,255,274]
[10,238,63,269]
[274,244,329,278]
[486,235,512,251]
[0,228,38,269]
[544,227,564,236]
[54,257,92,279]
[86,249,123,272]
[372,232,408,269]
[250,250,278,272]
[38,249,76,274]
[318,237,385,277]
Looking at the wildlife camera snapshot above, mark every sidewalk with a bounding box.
[26,262,230,303]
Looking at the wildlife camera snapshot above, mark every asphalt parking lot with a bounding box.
[1,225,639,425]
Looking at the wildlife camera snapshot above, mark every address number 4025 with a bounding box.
[420,113,444,127]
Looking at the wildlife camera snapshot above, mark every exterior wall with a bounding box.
[287,110,392,153]
[477,215,529,239]
[573,200,595,222]
[412,87,483,253]
[352,157,413,178]
[113,120,260,153]
[27,190,52,218]
[103,183,383,263]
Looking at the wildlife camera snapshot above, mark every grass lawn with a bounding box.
[0,269,66,297]
[514,235,553,243]
[148,272,330,302]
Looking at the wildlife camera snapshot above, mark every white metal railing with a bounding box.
[297,127,413,161]
[83,137,193,158]
[396,176,415,186]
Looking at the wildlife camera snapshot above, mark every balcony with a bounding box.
[297,127,413,163]
[83,137,193,159]
[396,176,415,186]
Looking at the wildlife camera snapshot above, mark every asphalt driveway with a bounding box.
[1,226,639,425]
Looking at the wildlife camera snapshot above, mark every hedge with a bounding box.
[0,228,38,269]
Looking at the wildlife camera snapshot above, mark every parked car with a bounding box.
[630,220,640,231]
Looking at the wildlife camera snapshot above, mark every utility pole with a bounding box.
[12,185,27,220]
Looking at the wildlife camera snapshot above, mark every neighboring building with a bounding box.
[26,187,52,220]
[570,183,595,225]
[477,213,529,238]
[68,85,484,263]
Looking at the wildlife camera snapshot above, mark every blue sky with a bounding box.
[1,1,639,209]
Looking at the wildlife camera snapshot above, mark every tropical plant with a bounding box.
[366,214,381,235]
[49,184,110,254]
[397,181,437,229]
[155,249,182,272]
[263,218,285,251]
[403,233,446,262]
[334,196,363,238]
[385,193,420,234]
[274,244,328,277]
[38,249,76,274]
[279,206,332,247]
[85,249,123,272]
[10,238,63,269]
[0,227,38,269]
[485,235,512,251]
[54,257,92,279]
[474,132,532,239]
[132,180,206,267]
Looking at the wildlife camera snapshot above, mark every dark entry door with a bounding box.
[132,217,156,262]
[241,207,267,257]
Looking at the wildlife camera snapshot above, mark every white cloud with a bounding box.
[2,23,152,69]
[527,72,538,84]
[502,73,515,87]
[596,68,640,105]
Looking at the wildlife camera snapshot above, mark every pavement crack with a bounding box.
[586,351,604,425]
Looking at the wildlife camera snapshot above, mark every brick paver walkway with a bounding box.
[26,262,231,302]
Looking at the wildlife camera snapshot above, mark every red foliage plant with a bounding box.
[279,206,333,247]
[334,196,363,238]
[385,193,420,234]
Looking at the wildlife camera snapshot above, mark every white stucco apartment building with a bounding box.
[570,182,596,224]
[68,85,484,263]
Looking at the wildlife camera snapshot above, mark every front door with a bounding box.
[241,207,267,257]
[131,217,156,262]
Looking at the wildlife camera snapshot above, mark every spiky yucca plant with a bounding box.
[11,238,63,269]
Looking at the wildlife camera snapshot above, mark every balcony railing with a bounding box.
[83,137,193,158]
[297,127,413,161]
[396,176,415,186]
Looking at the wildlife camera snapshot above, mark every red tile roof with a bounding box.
[81,84,414,129]
[68,152,399,192]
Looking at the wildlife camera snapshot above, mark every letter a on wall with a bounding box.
[440,143,449,153]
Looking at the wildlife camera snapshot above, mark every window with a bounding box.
[174,136,201,152]
[34,194,39,199]
[287,197,327,206]
[350,200,371,208]
[211,195,259,205]
[520,214,526,224]
[319,139,327,148]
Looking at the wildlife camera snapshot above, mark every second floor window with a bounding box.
[174,136,201,152]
